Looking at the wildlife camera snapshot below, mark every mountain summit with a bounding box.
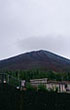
[0,50,70,72]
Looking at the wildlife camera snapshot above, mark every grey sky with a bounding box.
[0,0,70,59]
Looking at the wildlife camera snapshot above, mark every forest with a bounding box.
[5,69,70,81]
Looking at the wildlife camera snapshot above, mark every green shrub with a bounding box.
[49,88,55,92]
[26,82,37,91]
[38,84,47,91]
[55,87,58,93]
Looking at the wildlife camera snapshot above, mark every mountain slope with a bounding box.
[0,50,70,72]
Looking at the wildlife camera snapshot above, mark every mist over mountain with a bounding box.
[0,50,70,72]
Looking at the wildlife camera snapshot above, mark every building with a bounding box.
[30,78,70,93]
[30,78,48,87]
[46,81,66,92]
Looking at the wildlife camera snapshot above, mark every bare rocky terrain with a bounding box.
[0,50,70,72]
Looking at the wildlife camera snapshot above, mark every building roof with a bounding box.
[47,80,70,84]
[30,78,48,82]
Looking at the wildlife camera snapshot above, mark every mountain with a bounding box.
[0,50,70,72]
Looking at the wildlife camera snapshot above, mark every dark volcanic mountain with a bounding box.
[0,50,70,72]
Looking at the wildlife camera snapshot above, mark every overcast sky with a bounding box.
[0,0,70,60]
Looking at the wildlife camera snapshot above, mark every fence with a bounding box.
[0,73,21,89]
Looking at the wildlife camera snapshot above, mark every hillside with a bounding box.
[0,50,70,72]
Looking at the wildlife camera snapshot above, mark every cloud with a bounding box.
[0,0,70,59]
[18,36,70,58]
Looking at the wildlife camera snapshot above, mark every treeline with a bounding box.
[4,69,70,81]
